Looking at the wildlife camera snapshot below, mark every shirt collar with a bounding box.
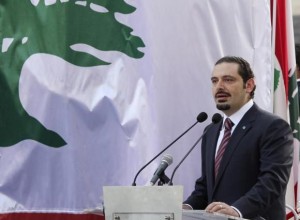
[222,99,254,129]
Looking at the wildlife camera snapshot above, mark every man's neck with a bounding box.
[224,99,254,118]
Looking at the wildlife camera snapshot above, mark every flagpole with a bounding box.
[271,0,277,111]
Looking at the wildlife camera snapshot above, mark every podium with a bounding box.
[103,186,248,220]
[103,186,183,220]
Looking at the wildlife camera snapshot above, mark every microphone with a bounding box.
[131,112,208,186]
[168,113,222,185]
[150,154,173,185]
[211,113,222,124]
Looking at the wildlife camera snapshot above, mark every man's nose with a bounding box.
[215,80,225,89]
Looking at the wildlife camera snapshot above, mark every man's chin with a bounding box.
[216,104,230,111]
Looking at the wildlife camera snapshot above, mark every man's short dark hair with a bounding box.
[215,56,256,98]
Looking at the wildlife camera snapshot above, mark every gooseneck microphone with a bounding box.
[131,112,208,186]
[168,113,222,185]
[150,154,173,185]
[211,113,222,124]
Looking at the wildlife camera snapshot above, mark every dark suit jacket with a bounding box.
[297,80,300,109]
[184,104,293,220]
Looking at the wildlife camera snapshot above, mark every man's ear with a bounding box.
[245,78,255,93]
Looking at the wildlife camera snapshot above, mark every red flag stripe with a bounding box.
[0,213,104,220]
[273,0,289,100]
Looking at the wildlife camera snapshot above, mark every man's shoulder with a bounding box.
[247,104,289,125]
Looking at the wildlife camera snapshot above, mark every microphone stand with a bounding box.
[168,113,222,185]
[168,134,204,186]
[157,172,170,186]
[131,121,198,186]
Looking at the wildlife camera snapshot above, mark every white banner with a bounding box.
[0,0,271,213]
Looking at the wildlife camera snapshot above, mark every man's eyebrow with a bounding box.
[223,75,235,77]
[211,75,235,78]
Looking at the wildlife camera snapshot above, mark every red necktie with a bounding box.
[215,118,233,178]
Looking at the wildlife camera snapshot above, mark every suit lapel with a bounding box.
[213,104,258,191]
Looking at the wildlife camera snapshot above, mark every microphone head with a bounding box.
[212,113,222,124]
[196,112,208,123]
[162,154,173,165]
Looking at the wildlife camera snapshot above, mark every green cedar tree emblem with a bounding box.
[274,68,280,92]
[0,0,145,147]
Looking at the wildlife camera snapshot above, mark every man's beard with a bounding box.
[216,104,230,111]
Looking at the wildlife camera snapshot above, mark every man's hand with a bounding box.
[205,202,239,217]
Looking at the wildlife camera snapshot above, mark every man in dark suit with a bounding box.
[183,56,293,220]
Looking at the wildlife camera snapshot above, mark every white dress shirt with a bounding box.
[215,99,254,156]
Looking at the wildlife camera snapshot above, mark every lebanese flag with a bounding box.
[271,0,300,219]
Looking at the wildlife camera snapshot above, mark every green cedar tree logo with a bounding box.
[0,0,145,147]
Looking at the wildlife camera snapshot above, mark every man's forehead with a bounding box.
[212,62,239,76]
